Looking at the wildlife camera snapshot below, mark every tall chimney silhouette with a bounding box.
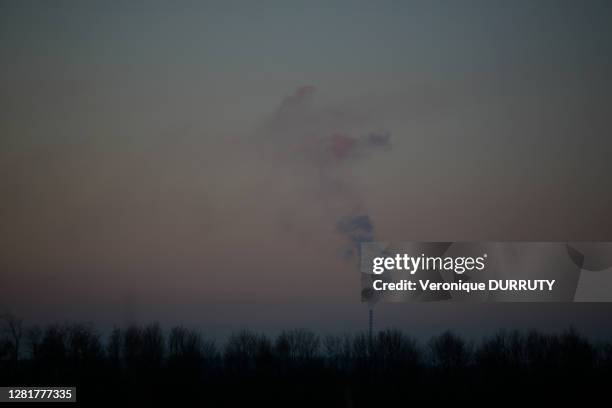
[368,308,374,345]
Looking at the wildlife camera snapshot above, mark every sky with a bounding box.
[1,0,612,339]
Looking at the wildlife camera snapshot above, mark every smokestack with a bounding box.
[368,308,373,346]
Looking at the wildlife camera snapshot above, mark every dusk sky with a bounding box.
[1,1,612,339]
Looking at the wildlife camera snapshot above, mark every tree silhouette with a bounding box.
[371,328,421,376]
[1,312,24,364]
[1,317,611,404]
[275,328,320,368]
[224,329,274,375]
[429,330,472,371]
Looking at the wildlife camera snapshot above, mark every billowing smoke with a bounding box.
[336,214,374,258]
[257,86,392,259]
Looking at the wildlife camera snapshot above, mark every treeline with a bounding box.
[1,318,611,404]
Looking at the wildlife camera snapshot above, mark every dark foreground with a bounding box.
[1,320,611,405]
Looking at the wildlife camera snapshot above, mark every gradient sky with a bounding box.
[1,0,612,339]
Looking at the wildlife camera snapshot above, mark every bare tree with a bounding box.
[372,328,421,374]
[122,324,143,369]
[1,312,24,363]
[142,323,165,368]
[224,330,273,373]
[429,330,472,371]
[26,325,42,360]
[65,323,104,367]
[107,327,122,368]
[323,334,352,372]
[275,329,320,365]
[476,329,525,371]
[168,326,215,362]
